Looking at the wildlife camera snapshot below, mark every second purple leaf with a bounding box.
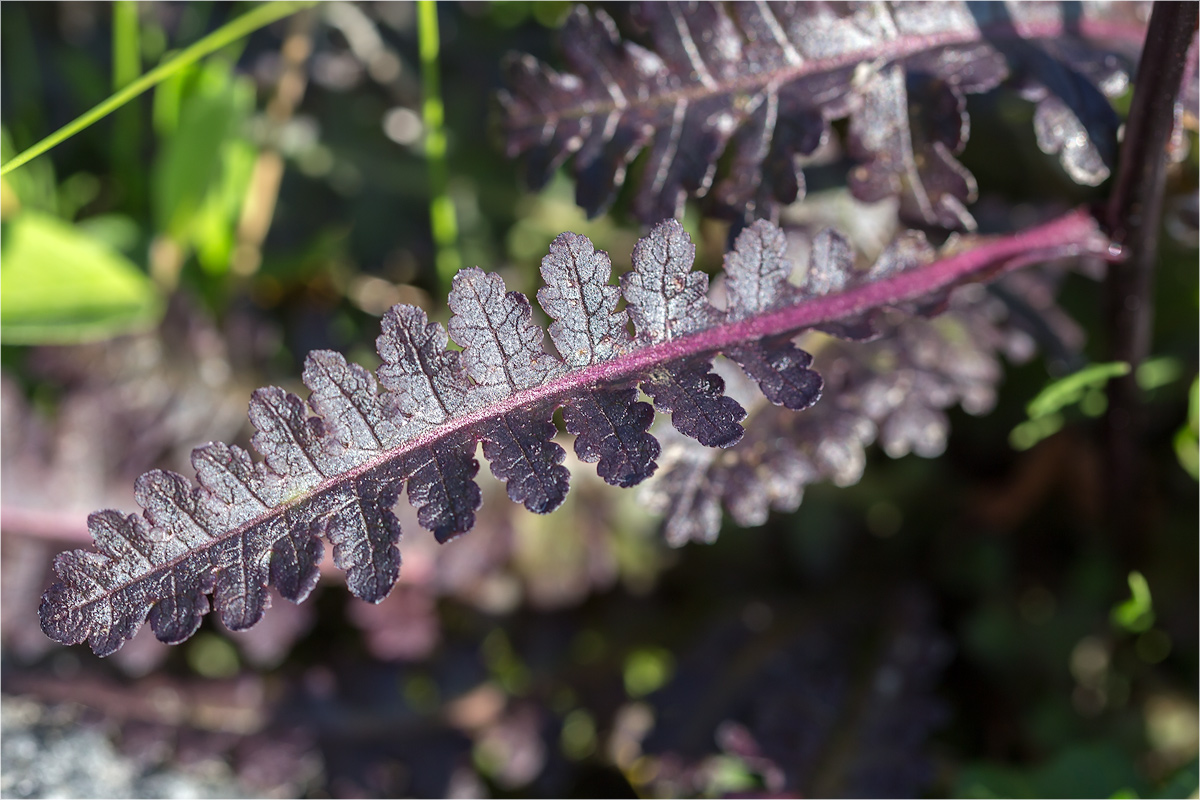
[500,1,1146,227]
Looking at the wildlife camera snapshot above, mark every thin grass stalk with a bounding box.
[1,1,315,177]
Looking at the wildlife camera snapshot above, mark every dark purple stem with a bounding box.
[1102,1,1198,538]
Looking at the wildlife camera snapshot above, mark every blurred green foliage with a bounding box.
[0,208,161,343]
[153,57,256,267]
[1176,376,1199,479]
[1112,571,1156,634]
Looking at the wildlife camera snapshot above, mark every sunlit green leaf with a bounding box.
[154,60,254,241]
[0,211,162,343]
[1009,413,1064,451]
[195,135,257,274]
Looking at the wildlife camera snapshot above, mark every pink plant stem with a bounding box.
[1,507,95,545]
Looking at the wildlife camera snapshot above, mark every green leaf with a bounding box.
[112,0,142,92]
[152,58,190,137]
[75,213,142,255]
[0,212,162,343]
[1009,413,1065,451]
[1135,356,1183,391]
[154,61,254,241]
[418,0,461,288]
[194,135,257,274]
[1111,571,1155,633]
[1027,362,1131,419]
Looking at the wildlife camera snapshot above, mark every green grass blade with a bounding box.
[1,1,315,177]
[418,0,461,289]
[112,0,141,91]
[111,1,144,205]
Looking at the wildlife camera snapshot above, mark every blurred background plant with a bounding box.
[1,2,1196,798]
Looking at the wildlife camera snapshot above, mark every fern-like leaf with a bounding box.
[40,210,1114,655]
[500,1,1147,227]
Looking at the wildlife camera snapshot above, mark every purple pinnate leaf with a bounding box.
[134,469,270,632]
[268,518,324,605]
[41,512,158,656]
[722,221,823,410]
[726,339,823,412]
[448,267,560,396]
[538,231,631,366]
[501,1,1146,226]
[622,219,716,342]
[722,220,795,318]
[1024,71,1119,186]
[447,269,570,511]
[320,476,404,603]
[802,228,856,297]
[377,305,472,426]
[643,356,747,449]
[847,65,977,230]
[303,351,403,457]
[404,436,481,544]
[376,307,483,542]
[191,441,322,605]
[563,384,660,488]
[39,210,1115,655]
[645,266,1056,543]
[479,409,570,514]
[538,233,661,485]
[248,387,329,487]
